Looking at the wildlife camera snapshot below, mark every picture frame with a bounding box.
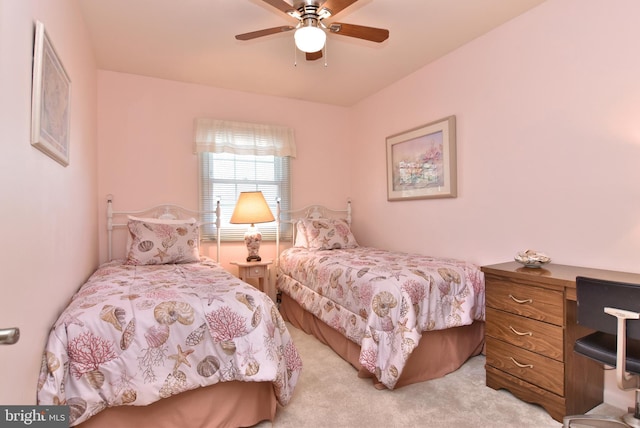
[31,20,71,166]
[386,115,457,201]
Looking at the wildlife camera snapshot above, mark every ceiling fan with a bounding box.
[235,0,389,61]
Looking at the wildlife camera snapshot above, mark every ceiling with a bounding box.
[78,0,546,107]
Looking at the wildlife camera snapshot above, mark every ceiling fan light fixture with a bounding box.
[294,25,326,53]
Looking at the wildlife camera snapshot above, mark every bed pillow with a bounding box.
[299,218,358,250]
[125,216,200,265]
[293,220,309,248]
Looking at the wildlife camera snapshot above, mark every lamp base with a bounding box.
[244,224,262,263]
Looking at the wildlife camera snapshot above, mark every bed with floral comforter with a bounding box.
[277,245,484,390]
[38,257,302,426]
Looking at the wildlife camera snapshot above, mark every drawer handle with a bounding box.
[509,357,533,369]
[508,294,533,304]
[509,326,532,337]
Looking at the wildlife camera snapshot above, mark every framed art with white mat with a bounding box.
[31,20,71,166]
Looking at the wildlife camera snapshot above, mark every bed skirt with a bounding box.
[76,381,277,428]
[280,292,485,389]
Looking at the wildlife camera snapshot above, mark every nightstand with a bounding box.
[230,260,273,300]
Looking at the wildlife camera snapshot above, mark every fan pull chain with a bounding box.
[324,43,327,67]
[294,40,298,67]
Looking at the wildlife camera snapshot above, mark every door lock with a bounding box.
[0,328,19,345]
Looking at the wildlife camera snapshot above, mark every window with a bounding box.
[199,152,291,241]
[194,118,296,241]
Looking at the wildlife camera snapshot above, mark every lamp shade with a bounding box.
[294,25,326,53]
[229,191,275,225]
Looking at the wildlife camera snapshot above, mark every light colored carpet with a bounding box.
[257,323,625,428]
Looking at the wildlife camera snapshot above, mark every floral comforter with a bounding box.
[277,247,484,389]
[37,258,302,426]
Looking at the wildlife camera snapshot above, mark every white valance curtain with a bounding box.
[193,118,296,157]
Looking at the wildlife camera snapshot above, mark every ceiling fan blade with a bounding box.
[321,0,358,17]
[235,26,295,41]
[328,23,389,43]
[306,50,323,61]
[261,0,295,14]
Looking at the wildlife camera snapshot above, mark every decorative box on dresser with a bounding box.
[482,261,640,422]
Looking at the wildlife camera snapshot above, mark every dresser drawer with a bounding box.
[486,278,564,326]
[486,336,564,396]
[486,307,564,361]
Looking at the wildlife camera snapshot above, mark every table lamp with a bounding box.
[229,191,275,262]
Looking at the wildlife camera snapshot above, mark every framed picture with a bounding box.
[386,115,456,201]
[31,20,71,166]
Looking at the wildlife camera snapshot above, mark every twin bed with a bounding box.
[275,201,486,390]
[37,198,302,428]
[37,197,485,427]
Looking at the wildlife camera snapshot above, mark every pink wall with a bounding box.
[351,0,640,272]
[0,0,98,403]
[351,0,640,407]
[96,72,353,269]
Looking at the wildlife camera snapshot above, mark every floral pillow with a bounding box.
[299,218,358,250]
[125,216,200,265]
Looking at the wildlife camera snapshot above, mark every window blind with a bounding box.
[199,153,291,241]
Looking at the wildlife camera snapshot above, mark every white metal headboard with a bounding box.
[275,199,352,264]
[106,195,221,262]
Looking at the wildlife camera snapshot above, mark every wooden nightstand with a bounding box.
[230,260,273,300]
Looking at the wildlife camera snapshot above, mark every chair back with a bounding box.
[576,276,640,340]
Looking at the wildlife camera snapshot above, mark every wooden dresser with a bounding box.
[482,261,640,422]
